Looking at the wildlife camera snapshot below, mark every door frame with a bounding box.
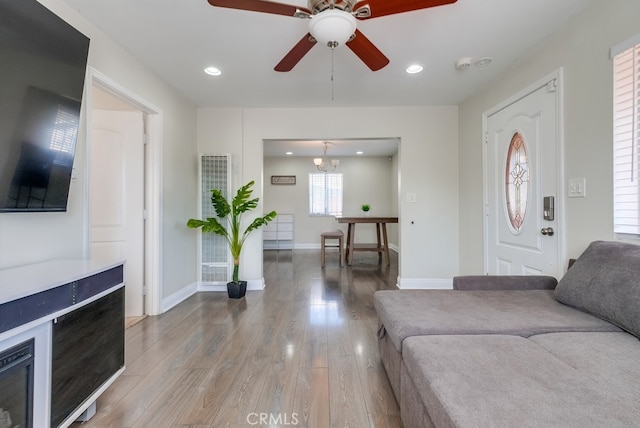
[83,67,163,316]
[481,68,566,277]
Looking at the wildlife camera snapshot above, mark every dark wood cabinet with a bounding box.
[51,288,124,427]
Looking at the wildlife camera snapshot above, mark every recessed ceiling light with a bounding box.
[204,66,221,76]
[356,151,364,155]
[285,151,293,155]
[406,64,423,74]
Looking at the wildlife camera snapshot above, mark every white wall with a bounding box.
[458,0,640,273]
[198,106,458,287]
[263,155,398,247]
[0,0,198,302]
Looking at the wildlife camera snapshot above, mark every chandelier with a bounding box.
[314,142,340,172]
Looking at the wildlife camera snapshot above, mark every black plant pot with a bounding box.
[227,281,247,299]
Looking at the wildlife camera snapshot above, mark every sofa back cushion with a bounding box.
[554,241,640,338]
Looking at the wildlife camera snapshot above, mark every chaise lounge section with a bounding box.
[375,241,640,427]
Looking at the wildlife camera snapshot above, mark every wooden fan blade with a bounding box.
[207,0,309,17]
[346,29,389,71]
[353,0,457,19]
[274,33,317,72]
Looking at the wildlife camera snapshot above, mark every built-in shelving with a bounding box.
[263,214,294,250]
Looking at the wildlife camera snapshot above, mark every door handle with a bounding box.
[541,227,554,236]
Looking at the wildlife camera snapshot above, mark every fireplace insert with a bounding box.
[0,338,34,428]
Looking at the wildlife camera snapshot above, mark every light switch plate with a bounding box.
[406,193,417,203]
[568,178,586,198]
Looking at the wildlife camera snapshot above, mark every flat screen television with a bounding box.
[0,0,90,212]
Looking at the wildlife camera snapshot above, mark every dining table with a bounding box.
[335,215,398,266]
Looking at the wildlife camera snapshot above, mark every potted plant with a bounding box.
[361,204,371,216]
[187,180,277,299]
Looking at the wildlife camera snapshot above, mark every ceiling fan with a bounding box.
[207,0,458,72]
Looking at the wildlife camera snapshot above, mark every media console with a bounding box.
[0,258,125,428]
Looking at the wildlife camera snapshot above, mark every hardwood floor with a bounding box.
[72,249,401,428]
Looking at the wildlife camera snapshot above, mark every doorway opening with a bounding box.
[84,68,162,318]
[262,138,401,260]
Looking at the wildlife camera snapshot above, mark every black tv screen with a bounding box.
[0,0,89,212]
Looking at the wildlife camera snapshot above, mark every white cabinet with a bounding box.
[263,214,294,250]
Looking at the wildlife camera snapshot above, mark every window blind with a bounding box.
[613,43,640,234]
[309,173,343,216]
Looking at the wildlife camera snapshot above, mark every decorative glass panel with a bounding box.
[505,132,529,231]
[200,154,231,283]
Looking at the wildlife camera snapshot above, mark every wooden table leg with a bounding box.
[382,223,390,266]
[347,223,355,265]
[376,223,382,263]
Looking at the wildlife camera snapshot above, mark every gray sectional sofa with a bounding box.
[375,241,640,427]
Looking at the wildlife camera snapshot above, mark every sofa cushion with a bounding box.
[554,240,640,338]
[453,275,557,290]
[529,332,640,394]
[402,334,640,428]
[374,289,621,352]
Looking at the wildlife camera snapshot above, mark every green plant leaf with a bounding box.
[210,189,231,218]
[186,180,277,285]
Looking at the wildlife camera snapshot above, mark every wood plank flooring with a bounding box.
[72,249,401,428]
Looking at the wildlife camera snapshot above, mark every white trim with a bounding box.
[197,284,228,292]
[248,278,266,290]
[85,67,164,316]
[161,277,267,312]
[162,282,198,312]
[481,68,566,278]
[197,278,264,291]
[611,32,640,58]
[282,244,400,252]
[397,277,453,289]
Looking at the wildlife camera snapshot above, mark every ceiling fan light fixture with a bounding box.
[308,9,356,47]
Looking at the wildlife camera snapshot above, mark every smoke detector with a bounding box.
[456,57,473,71]
[474,57,493,68]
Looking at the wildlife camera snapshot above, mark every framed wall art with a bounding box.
[271,175,296,185]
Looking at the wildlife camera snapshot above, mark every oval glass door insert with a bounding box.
[505,132,529,231]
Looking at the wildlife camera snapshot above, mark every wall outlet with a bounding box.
[568,178,586,198]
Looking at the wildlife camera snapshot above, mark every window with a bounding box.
[613,41,640,235]
[505,132,530,232]
[309,173,343,216]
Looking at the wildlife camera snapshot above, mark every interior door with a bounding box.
[90,109,145,317]
[484,79,561,277]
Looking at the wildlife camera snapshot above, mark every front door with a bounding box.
[484,75,562,277]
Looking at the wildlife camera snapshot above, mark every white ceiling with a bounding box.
[61,0,594,110]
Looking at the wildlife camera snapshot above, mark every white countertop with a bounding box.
[0,257,125,305]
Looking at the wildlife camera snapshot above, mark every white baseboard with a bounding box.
[293,243,319,250]
[196,278,265,292]
[286,244,400,252]
[162,282,197,312]
[398,277,453,289]
[160,278,266,313]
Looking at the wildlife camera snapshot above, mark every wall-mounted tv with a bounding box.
[0,0,90,212]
